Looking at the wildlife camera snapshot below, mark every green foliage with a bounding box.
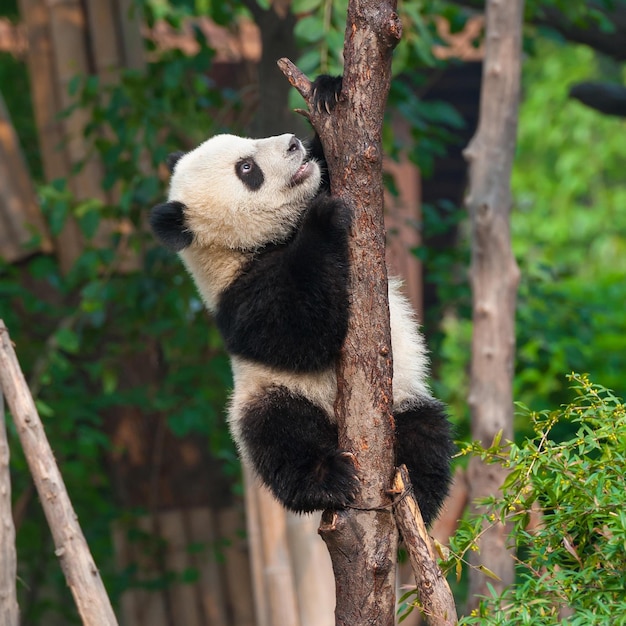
[0,4,241,620]
[512,39,626,410]
[443,375,626,624]
[436,36,626,428]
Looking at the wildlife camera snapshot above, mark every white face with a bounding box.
[168,133,322,250]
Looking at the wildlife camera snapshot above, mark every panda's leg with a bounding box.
[394,399,454,526]
[239,386,359,513]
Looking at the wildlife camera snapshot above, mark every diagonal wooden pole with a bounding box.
[0,320,118,626]
[0,386,19,626]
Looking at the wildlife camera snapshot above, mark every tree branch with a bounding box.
[537,1,626,62]
[0,320,118,626]
[392,467,457,625]
[450,0,626,62]
[279,1,401,623]
[569,81,626,117]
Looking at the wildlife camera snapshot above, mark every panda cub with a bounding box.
[150,76,453,525]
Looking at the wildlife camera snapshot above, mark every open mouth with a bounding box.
[290,161,314,186]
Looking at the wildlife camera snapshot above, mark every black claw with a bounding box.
[310,74,343,116]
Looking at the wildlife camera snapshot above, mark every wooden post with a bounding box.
[18,0,84,271]
[0,320,118,626]
[0,91,52,262]
[0,388,19,626]
[243,469,301,626]
[17,0,145,272]
[462,0,524,607]
[279,0,401,622]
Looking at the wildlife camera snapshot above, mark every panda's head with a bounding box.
[150,133,322,252]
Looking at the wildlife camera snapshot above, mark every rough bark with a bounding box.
[278,1,401,623]
[0,389,19,626]
[392,467,457,625]
[0,320,118,626]
[462,0,523,608]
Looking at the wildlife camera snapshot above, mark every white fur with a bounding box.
[169,133,321,251]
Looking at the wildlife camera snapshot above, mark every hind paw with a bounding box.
[282,449,360,513]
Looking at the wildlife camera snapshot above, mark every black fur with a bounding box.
[395,399,454,526]
[235,157,264,191]
[166,151,185,173]
[311,75,343,113]
[215,193,351,372]
[304,75,343,192]
[240,386,360,512]
[150,201,193,251]
[150,75,453,521]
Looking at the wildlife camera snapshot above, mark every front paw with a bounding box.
[311,75,343,114]
[305,194,351,235]
[284,450,360,513]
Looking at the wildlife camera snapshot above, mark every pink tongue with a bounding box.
[293,163,308,183]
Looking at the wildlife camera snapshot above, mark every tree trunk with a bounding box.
[280,1,401,623]
[462,0,523,608]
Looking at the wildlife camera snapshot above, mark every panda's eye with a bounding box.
[236,157,264,191]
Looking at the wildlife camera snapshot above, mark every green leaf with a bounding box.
[35,399,55,418]
[296,48,322,76]
[501,466,523,492]
[55,328,80,354]
[102,369,118,395]
[491,429,503,449]
[48,199,70,236]
[477,565,502,581]
[294,15,326,44]
[78,209,101,240]
[292,0,323,13]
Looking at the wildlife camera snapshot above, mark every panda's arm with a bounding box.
[215,193,351,373]
[303,75,343,193]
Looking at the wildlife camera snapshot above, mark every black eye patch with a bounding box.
[235,157,264,191]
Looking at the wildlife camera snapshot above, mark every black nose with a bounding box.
[287,135,301,153]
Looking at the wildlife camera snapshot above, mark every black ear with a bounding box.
[150,201,193,251]
[166,151,185,173]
